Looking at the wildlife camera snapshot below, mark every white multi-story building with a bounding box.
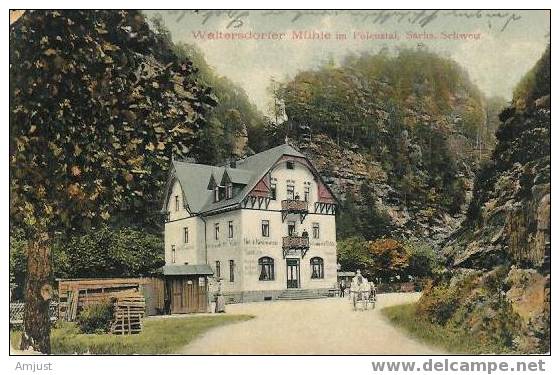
[161,143,337,306]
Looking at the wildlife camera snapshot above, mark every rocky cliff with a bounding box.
[420,46,550,353]
[293,132,469,243]
[271,50,502,244]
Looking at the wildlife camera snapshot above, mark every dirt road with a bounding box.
[181,292,445,355]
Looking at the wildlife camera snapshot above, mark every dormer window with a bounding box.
[286,161,294,170]
[226,183,233,199]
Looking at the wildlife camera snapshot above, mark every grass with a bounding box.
[11,314,253,354]
[382,303,500,354]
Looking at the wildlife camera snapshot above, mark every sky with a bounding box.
[144,10,550,116]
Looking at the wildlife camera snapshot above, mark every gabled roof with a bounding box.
[171,162,223,213]
[165,143,321,215]
[221,168,252,185]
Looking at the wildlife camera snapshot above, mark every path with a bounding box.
[180,292,446,355]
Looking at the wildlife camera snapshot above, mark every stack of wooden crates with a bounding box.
[57,278,158,334]
[110,293,146,335]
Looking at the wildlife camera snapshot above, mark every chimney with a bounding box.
[225,156,237,168]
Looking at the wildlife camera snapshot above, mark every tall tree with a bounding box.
[10,10,214,352]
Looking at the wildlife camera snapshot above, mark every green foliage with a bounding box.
[417,272,480,325]
[272,48,484,214]
[417,268,530,353]
[54,226,164,279]
[383,303,510,354]
[368,238,409,280]
[168,40,267,162]
[10,10,215,237]
[10,226,163,298]
[404,240,443,278]
[76,302,114,334]
[513,45,550,106]
[338,236,441,281]
[336,236,373,278]
[336,186,392,240]
[417,282,462,325]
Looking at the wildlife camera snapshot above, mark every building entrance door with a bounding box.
[286,259,300,289]
[169,276,208,314]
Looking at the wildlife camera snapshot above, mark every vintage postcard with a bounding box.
[7,6,551,368]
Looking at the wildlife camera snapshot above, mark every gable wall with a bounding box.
[164,180,205,266]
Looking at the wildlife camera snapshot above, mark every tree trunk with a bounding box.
[20,232,52,354]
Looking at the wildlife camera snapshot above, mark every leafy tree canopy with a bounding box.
[10,10,216,237]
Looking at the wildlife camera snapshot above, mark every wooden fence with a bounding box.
[10,277,165,327]
[57,277,164,321]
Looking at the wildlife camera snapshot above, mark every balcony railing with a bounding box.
[281,199,308,212]
[282,236,309,249]
[281,199,308,223]
[282,236,310,258]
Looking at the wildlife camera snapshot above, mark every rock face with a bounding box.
[293,131,471,244]
[431,46,550,353]
[272,50,502,245]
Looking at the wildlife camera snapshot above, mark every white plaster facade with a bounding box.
[163,144,337,303]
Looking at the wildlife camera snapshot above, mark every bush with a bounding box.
[417,281,460,325]
[417,272,480,325]
[404,240,443,278]
[76,302,114,334]
[368,238,409,280]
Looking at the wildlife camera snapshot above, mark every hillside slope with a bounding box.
[419,46,550,353]
[271,49,504,242]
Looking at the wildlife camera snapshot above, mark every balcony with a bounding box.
[281,199,308,222]
[282,236,309,258]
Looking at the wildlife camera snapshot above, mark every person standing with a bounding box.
[339,280,345,297]
[215,279,226,313]
[207,277,216,313]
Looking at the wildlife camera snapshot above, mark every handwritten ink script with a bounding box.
[168,10,522,32]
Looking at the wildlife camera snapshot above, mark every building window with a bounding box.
[229,260,235,282]
[214,223,220,240]
[258,257,275,281]
[288,221,296,236]
[228,221,234,238]
[215,261,221,278]
[287,184,295,200]
[312,223,320,239]
[171,245,176,263]
[226,183,233,199]
[183,227,189,243]
[261,220,270,237]
[310,257,324,279]
[271,183,277,200]
[214,186,220,202]
[304,186,310,202]
[286,161,294,169]
[174,195,179,211]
